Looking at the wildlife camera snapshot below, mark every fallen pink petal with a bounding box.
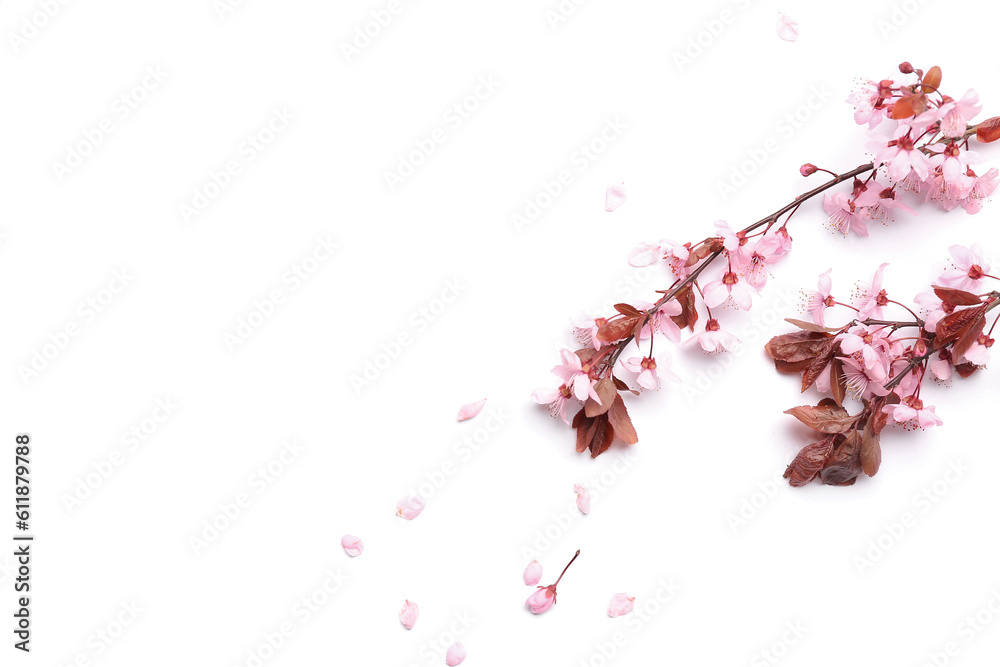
[607,593,635,617]
[605,182,627,212]
[776,12,799,41]
[395,495,425,520]
[456,398,487,422]
[523,560,542,586]
[574,483,591,514]
[445,641,467,666]
[340,534,364,557]
[399,600,419,630]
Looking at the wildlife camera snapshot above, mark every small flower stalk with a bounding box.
[526,550,581,614]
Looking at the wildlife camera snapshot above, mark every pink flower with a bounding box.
[638,300,682,343]
[939,89,981,138]
[396,495,425,520]
[551,349,602,403]
[571,314,607,349]
[882,396,942,429]
[605,182,627,212]
[960,338,992,366]
[869,128,931,182]
[628,239,689,268]
[703,270,757,311]
[526,550,580,615]
[960,168,999,213]
[928,350,953,382]
[622,354,679,390]
[399,600,419,630]
[523,560,542,586]
[914,292,948,333]
[847,79,888,129]
[837,323,892,382]
[839,356,889,399]
[823,191,870,237]
[456,399,486,422]
[854,181,915,222]
[741,234,784,289]
[574,483,591,514]
[445,642,467,666]
[775,12,799,41]
[803,269,834,326]
[714,220,752,267]
[927,143,983,186]
[341,534,364,557]
[938,244,991,293]
[608,593,635,617]
[854,263,890,320]
[531,384,575,425]
[690,318,739,353]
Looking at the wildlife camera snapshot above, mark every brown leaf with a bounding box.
[774,358,813,374]
[784,403,856,434]
[589,415,615,458]
[934,304,987,349]
[921,65,942,92]
[784,436,835,487]
[765,331,834,365]
[860,418,881,477]
[819,431,862,486]
[670,288,698,332]
[573,409,592,453]
[584,376,618,417]
[784,318,841,333]
[953,314,985,360]
[976,116,1000,143]
[955,362,979,377]
[891,96,916,119]
[614,303,643,317]
[607,394,638,445]
[596,316,641,343]
[800,339,838,392]
[932,285,982,306]
[684,241,717,267]
[830,358,847,407]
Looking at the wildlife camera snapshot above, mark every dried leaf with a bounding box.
[584,376,618,417]
[922,65,942,92]
[784,403,856,434]
[784,436,835,487]
[800,339,838,392]
[765,331,834,366]
[819,431,863,486]
[932,285,982,306]
[614,303,643,317]
[953,314,985,360]
[830,358,847,407]
[607,394,638,445]
[596,316,641,343]
[975,116,1000,143]
[955,362,979,377]
[670,287,698,332]
[860,418,881,477]
[934,304,987,349]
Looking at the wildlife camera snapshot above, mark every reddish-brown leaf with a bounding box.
[584,376,618,417]
[934,304,987,348]
[784,403,856,434]
[784,436,835,487]
[976,116,1000,143]
[830,358,847,407]
[955,362,979,378]
[588,414,615,458]
[784,318,841,333]
[573,409,592,453]
[670,288,698,332]
[860,418,881,477]
[774,358,812,374]
[765,331,834,365]
[607,394,638,445]
[614,303,643,317]
[800,339,838,392]
[932,285,982,306]
[596,316,641,343]
[891,96,916,119]
[684,241,718,267]
[953,314,985,360]
[819,431,862,486]
[921,65,942,92]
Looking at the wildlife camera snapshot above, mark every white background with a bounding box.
[3,0,1000,665]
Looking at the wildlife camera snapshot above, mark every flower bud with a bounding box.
[526,585,557,614]
[800,163,818,177]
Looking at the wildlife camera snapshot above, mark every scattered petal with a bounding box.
[400,600,419,630]
[445,642,467,666]
[340,534,364,557]
[523,560,543,586]
[574,483,591,514]
[605,182,627,212]
[608,593,635,617]
[456,398,487,422]
[395,495,425,520]
[776,12,799,41]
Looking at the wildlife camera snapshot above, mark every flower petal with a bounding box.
[456,398,487,422]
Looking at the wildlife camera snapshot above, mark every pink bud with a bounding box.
[523,560,542,586]
[456,398,487,422]
[800,163,818,177]
[607,593,635,617]
[445,642,467,666]
[340,534,364,557]
[399,600,419,630]
[605,182,627,212]
[395,495,425,520]
[574,484,591,515]
[526,585,557,614]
